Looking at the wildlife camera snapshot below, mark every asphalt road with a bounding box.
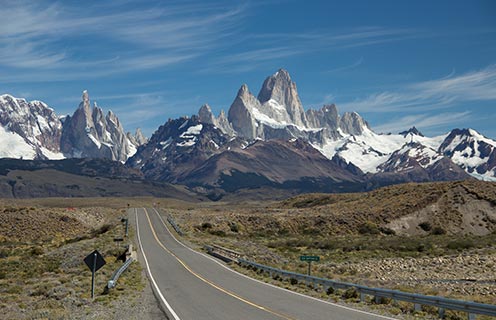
[131,207,396,320]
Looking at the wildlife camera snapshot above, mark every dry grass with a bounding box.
[0,202,145,319]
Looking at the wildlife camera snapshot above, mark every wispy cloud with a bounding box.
[200,47,303,73]
[0,1,246,80]
[338,64,496,113]
[413,65,496,101]
[324,57,364,74]
[204,27,422,73]
[374,111,472,134]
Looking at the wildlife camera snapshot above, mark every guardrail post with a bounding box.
[414,303,421,312]
[360,292,366,302]
[438,307,445,319]
[375,295,381,304]
[467,313,476,320]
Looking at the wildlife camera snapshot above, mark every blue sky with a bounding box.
[1,0,495,138]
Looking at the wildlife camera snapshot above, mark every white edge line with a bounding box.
[151,208,396,320]
[135,208,182,320]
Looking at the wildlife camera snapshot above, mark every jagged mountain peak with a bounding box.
[0,93,63,159]
[257,69,306,127]
[257,68,294,101]
[134,128,147,145]
[198,104,235,136]
[339,111,369,136]
[198,104,215,124]
[238,84,250,96]
[322,104,338,113]
[400,126,424,137]
[80,90,91,111]
[60,90,139,162]
[82,90,89,102]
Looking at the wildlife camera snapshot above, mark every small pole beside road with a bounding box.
[121,217,129,237]
[299,255,320,276]
[84,250,106,299]
[91,252,96,298]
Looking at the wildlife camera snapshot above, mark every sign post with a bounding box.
[84,250,106,299]
[300,255,320,276]
[121,218,129,237]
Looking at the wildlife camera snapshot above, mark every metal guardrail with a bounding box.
[205,245,244,263]
[238,259,496,319]
[107,257,134,289]
[167,215,184,236]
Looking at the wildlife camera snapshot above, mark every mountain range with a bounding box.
[1,69,495,197]
[0,91,145,162]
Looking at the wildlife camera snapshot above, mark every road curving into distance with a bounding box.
[131,208,396,320]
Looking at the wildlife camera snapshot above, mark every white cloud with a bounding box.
[413,65,496,101]
[0,1,246,78]
[204,27,422,73]
[324,57,364,74]
[338,64,496,113]
[374,111,472,134]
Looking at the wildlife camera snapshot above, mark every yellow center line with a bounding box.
[142,208,296,320]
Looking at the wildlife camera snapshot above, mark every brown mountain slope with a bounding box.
[278,180,496,236]
[182,139,364,192]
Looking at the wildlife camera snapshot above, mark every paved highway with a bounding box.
[131,208,396,320]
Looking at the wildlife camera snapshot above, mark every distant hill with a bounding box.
[279,180,496,236]
[0,158,199,200]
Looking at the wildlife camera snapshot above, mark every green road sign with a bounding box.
[300,255,320,262]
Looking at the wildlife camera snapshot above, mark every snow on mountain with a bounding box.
[203,69,495,181]
[0,126,37,159]
[377,142,442,172]
[0,94,64,159]
[60,91,143,162]
[2,69,495,185]
[0,91,144,162]
[439,128,496,181]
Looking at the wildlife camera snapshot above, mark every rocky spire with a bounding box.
[134,128,147,145]
[61,90,135,162]
[339,112,369,136]
[257,69,307,127]
[228,84,260,139]
[198,104,216,125]
[399,126,424,137]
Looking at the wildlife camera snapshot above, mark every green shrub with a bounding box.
[342,287,358,299]
[229,223,239,233]
[358,222,380,235]
[379,227,396,235]
[431,226,446,235]
[418,222,432,231]
[30,246,44,256]
[209,230,226,237]
[201,222,212,230]
[447,239,475,251]
[374,296,392,304]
